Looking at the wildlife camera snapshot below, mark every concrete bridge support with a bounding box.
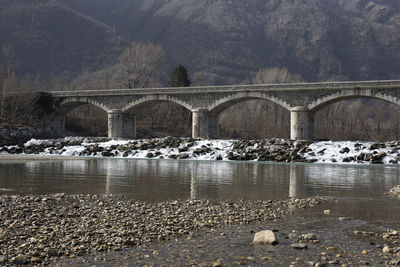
[108,110,137,138]
[192,109,209,139]
[290,106,314,140]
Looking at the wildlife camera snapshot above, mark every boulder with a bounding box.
[253,230,278,245]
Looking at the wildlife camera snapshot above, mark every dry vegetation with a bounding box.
[0,47,41,126]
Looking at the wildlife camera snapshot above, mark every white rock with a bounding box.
[253,230,278,245]
[303,233,317,240]
[323,210,331,215]
[383,246,393,254]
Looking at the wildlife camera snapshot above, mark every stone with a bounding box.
[13,255,27,264]
[179,153,189,159]
[303,233,317,240]
[315,263,326,267]
[342,157,352,162]
[382,246,393,254]
[101,151,113,157]
[30,257,42,263]
[339,147,350,154]
[292,243,308,249]
[389,259,400,266]
[324,210,331,215]
[253,230,278,245]
[376,151,387,159]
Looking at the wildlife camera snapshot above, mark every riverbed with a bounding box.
[0,156,399,266]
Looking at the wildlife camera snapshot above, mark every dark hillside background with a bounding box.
[55,0,400,84]
[1,0,399,84]
[0,0,123,79]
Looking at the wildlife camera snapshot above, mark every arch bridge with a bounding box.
[48,80,400,140]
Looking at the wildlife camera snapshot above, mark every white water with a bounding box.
[3,138,400,164]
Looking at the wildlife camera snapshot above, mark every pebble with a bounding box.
[324,210,331,215]
[0,194,327,265]
[382,246,393,254]
[292,243,308,249]
[386,185,400,199]
[303,233,317,240]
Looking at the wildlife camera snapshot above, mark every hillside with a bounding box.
[56,0,400,84]
[0,0,123,78]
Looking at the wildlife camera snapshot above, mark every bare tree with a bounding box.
[252,67,303,84]
[0,46,17,121]
[219,67,300,139]
[117,41,165,89]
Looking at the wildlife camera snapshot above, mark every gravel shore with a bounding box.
[55,198,400,267]
[0,194,327,265]
[387,185,400,199]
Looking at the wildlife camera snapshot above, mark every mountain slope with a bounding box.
[0,0,123,78]
[56,0,400,84]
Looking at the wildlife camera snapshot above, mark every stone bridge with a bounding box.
[48,80,400,140]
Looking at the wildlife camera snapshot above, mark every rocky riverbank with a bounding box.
[0,194,327,265]
[1,137,400,164]
[55,198,400,267]
[387,185,400,199]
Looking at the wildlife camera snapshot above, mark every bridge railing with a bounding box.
[48,80,400,97]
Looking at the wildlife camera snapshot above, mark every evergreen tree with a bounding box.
[169,65,191,87]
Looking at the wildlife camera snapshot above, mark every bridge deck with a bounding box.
[49,80,400,97]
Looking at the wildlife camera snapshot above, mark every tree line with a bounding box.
[1,41,399,141]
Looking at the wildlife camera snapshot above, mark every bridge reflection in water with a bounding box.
[1,159,399,201]
[100,159,400,201]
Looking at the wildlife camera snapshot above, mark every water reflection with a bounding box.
[0,159,399,202]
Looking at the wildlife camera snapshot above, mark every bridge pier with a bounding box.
[290,106,314,140]
[192,109,209,139]
[108,110,137,138]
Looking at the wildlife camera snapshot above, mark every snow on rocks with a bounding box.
[1,137,400,165]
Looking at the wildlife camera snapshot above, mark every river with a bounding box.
[1,158,400,266]
[1,158,400,218]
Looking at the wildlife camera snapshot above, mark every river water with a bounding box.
[1,158,400,225]
[1,158,400,210]
[1,158,400,266]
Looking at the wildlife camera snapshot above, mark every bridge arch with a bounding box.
[57,97,111,114]
[207,92,291,115]
[308,90,400,112]
[121,95,193,113]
